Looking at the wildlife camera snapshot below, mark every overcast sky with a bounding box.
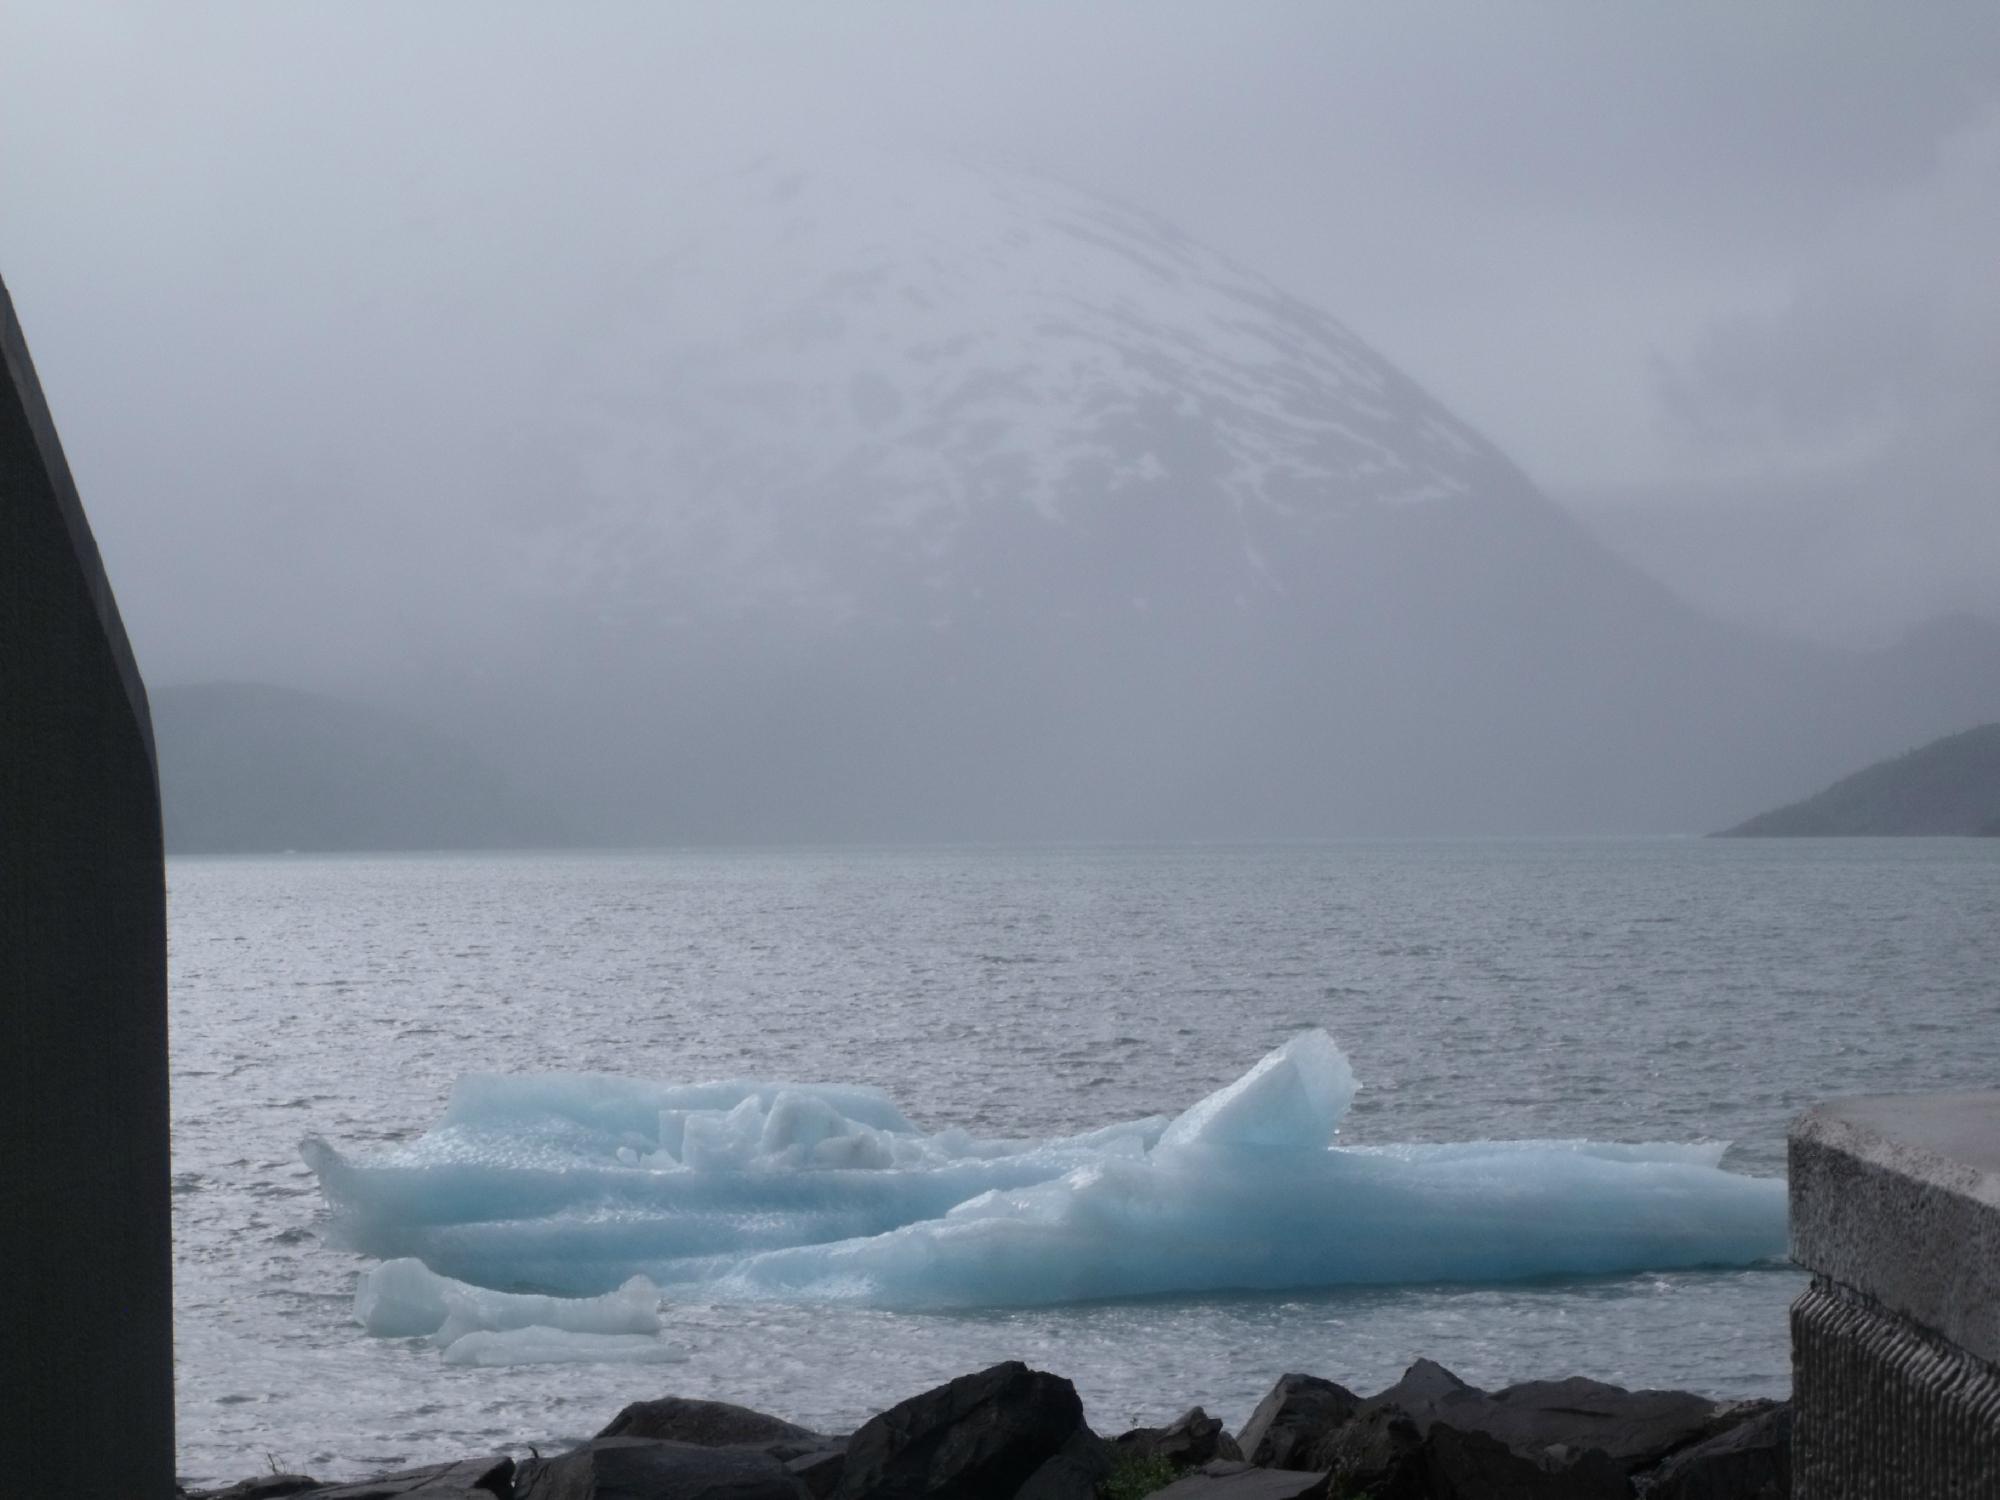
[4,1,1997,650]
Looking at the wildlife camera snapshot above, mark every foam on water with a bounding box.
[306,1031,1785,1331]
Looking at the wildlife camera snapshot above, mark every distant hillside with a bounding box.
[1717,724,2000,837]
[347,149,2000,841]
[154,682,573,853]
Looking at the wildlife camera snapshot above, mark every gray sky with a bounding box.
[4,1,1997,656]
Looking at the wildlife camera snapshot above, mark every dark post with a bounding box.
[2,274,174,1495]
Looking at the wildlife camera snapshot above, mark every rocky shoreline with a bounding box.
[180,1357,1788,1499]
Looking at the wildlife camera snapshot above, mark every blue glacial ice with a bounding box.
[304,1031,1786,1312]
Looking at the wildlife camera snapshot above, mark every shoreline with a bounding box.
[182,1354,1791,1499]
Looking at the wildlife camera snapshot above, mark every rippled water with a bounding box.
[170,839,2000,1484]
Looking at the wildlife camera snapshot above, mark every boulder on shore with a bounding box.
[1234,1373,1363,1470]
[1115,1406,1245,1472]
[596,1394,831,1456]
[278,1457,514,1499]
[182,1356,1792,1500]
[1234,1359,1788,1497]
[1636,1402,1791,1499]
[514,1436,807,1499]
[1420,1423,1628,1498]
[832,1360,1105,1500]
[1151,1459,1335,1498]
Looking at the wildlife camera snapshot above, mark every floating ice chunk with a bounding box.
[308,1031,1787,1310]
[353,1256,459,1338]
[429,1273,662,1350]
[1158,1029,1355,1151]
[439,1328,689,1367]
[354,1257,661,1349]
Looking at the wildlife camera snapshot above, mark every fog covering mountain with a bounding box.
[156,684,567,853]
[1719,723,2000,837]
[161,151,2000,845]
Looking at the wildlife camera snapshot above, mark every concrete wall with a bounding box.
[1791,1092,2000,1497]
[1,274,174,1495]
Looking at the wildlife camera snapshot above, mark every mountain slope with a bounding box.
[155,683,570,853]
[339,149,2000,840]
[483,153,1566,626]
[1719,723,2000,836]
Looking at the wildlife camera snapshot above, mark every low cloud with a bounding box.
[1607,107,2000,642]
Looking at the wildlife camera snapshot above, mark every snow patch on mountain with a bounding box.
[509,148,1533,620]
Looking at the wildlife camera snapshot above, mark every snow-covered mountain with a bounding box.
[376,149,1999,842]
[487,153,1565,627]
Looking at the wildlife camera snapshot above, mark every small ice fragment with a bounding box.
[353,1258,661,1347]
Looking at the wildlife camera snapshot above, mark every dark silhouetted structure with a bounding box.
[2,274,173,1494]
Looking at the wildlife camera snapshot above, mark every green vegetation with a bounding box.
[1717,723,2000,836]
[1098,1451,1178,1500]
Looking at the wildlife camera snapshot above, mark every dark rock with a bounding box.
[1637,1402,1790,1500]
[1375,1359,1477,1410]
[1015,1429,1115,1500]
[1314,1406,1431,1499]
[1116,1407,1244,1472]
[1235,1374,1362,1470]
[187,1480,324,1500]
[306,1456,515,1498]
[1481,1376,1731,1474]
[1353,1360,1743,1477]
[1151,1460,1333,1498]
[516,1437,807,1500]
[832,1361,1092,1499]
[787,1447,849,1499]
[1353,1359,1488,1442]
[1421,1424,1627,1499]
[597,1394,827,1456]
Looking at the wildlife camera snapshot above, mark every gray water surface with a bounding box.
[169,839,2000,1482]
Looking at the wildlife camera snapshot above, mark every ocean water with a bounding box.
[169,839,2000,1484]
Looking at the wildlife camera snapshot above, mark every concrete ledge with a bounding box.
[1790,1091,2000,1366]
[1793,1279,2000,1497]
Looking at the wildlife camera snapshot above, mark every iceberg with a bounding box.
[350,1256,685,1365]
[355,1256,664,1342]
[305,1032,1786,1309]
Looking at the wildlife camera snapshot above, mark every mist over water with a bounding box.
[170,838,2000,1482]
[8,8,1999,852]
